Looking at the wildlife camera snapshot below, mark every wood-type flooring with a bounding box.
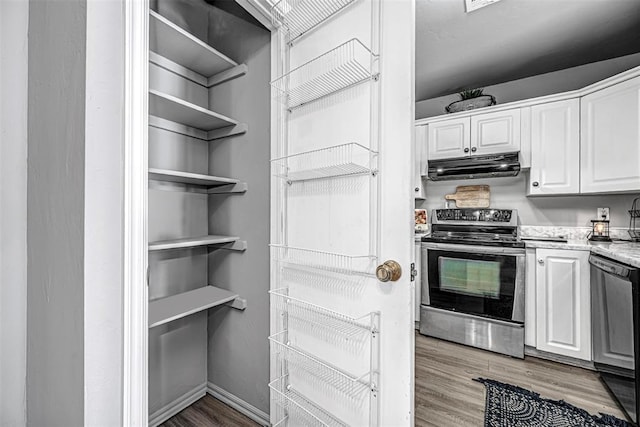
[159,395,259,427]
[160,332,627,426]
[415,332,628,426]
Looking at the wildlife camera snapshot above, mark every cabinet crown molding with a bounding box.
[416,65,640,126]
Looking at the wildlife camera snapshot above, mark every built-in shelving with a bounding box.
[270,375,347,427]
[149,168,239,187]
[149,90,238,131]
[149,235,240,251]
[271,38,377,109]
[271,0,358,43]
[149,10,237,78]
[271,245,376,275]
[149,286,240,328]
[272,143,377,183]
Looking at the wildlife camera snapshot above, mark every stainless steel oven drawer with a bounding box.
[419,305,524,359]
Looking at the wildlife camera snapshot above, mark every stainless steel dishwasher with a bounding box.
[590,254,640,424]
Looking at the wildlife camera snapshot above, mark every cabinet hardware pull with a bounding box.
[532,181,539,187]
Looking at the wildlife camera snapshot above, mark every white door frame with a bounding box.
[122,0,149,425]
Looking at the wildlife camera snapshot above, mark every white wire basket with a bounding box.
[269,331,372,398]
[270,375,347,427]
[270,288,376,338]
[271,245,376,276]
[271,0,358,42]
[272,143,377,183]
[271,38,377,110]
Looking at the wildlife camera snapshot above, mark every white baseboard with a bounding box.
[149,383,207,427]
[206,382,270,426]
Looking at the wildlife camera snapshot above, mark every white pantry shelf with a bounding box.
[271,143,377,182]
[149,285,241,328]
[149,168,239,188]
[271,38,377,109]
[149,90,238,131]
[269,331,371,398]
[149,10,237,78]
[271,0,358,44]
[270,375,347,427]
[149,235,240,251]
[271,245,376,275]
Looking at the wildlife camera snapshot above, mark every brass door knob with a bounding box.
[376,260,402,282]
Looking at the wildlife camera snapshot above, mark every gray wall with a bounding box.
[206,7,271,416]
[1,1,28,425]
[416,173,638,228]
[416,52,640,119]
[26,0,86,425]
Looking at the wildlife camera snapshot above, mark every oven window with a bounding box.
[439,257,501,299]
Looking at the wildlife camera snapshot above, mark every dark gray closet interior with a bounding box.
[147,1,270,424]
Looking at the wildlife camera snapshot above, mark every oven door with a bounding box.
[422,242,525,323]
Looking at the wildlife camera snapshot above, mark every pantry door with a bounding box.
[267,0,415,425]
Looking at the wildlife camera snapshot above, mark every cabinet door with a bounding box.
[471,109,521,155]
[524,248,537,347]
[414,241,421,326]
[536,249,591,360]
[581,76,640,193]
[414,125,426,199]
[528,99,580,195]
[426,117,470,160]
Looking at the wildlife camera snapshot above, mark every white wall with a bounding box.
[416,173,638,228]
[84,0,125,425]
[0,1,28,425]
[416,52,640,119]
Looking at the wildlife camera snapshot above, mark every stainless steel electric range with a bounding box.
[419,208,525,358]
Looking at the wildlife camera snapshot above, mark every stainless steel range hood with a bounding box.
[427,152,520,181]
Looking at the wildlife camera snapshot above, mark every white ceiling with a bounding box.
[415,0,640,101]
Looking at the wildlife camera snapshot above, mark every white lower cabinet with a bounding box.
[535,248,591,361]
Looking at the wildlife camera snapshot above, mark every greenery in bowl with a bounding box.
[458,88,485,100]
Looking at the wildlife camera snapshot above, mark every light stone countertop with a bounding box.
[523,239,640,268]
[415,225,640,267]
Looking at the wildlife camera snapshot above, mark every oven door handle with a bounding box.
[421,241,525,256]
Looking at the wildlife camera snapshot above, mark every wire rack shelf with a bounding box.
[271,245,376,276]
[270,288,376,338]
[271,38,377,110]
[269,331,372,398]
[271,0,358,43]
[270,375,347,427]
[271,143,377,183]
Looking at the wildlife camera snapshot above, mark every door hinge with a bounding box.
[410,262,417,282]
[146,266,150,286]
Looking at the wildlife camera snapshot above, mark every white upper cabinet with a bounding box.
[528,99,580,195]
[427,109,520,160]
[535,248,591,361]
[426,116,470,160]
[581,76,640,193]
[471,109,521,156]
